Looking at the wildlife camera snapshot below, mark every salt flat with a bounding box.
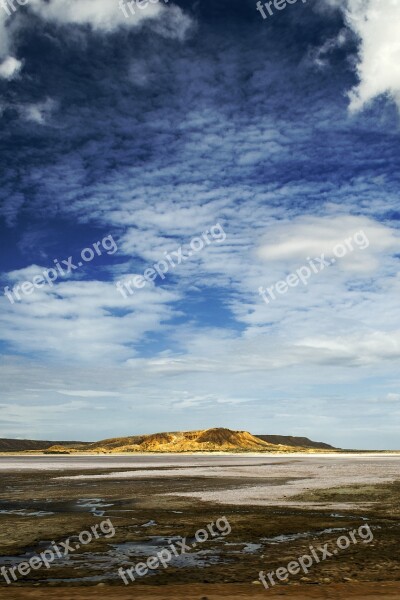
[1,454,399,509]
[44,454,400,508]
[0,452,399,471]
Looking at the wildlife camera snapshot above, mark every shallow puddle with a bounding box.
[75,498,114,517]
[0,498,115,519]
[0,533,229,582]
[261,527,349,544]
[0,509,54,517]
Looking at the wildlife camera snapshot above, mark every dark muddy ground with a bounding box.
[0,463,399,597]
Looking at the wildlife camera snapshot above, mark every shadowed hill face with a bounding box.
[85,436,146,450]
[255,435,336,450]
[0,439,87,452]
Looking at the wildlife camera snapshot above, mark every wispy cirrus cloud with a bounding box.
[56,389,123,398]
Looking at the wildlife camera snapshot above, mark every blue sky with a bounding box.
[0,0,400,448]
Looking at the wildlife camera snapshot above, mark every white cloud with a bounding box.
[295,330,400,366]
[0,399,89,425]
[323,0,400,112]
[169,393,249,410]
[0,275,179,362]
[28,0,164,32]
[256,214,399,273]
[19,98,56,124]
[0,55,22,79]
[346,0,400,112]
[129,325,400,375]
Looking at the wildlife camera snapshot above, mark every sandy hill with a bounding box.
[42,428,335,454]
[80,428,282,453]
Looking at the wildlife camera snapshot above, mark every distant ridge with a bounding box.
[255,434,336,450]
[0,439,87,452]
[0,428,336,453]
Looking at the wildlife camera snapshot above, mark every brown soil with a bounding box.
[4,582,400,599]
